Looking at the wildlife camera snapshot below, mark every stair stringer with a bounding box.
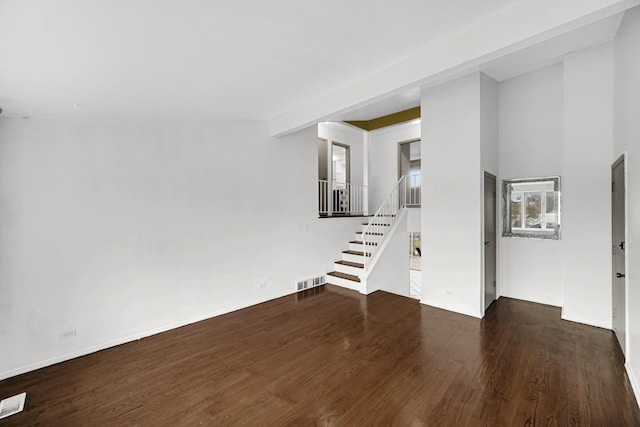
[361,208,409,295]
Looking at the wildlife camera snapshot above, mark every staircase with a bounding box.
[326,175,419,292]
[326,216,395,290]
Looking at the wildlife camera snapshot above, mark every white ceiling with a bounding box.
[0,0,523,120]
[0,1,629,123]
[480,12,623,81]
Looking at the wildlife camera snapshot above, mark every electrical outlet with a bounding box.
[257,279,267,289]
[59,329,76,340]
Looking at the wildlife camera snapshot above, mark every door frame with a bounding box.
[612,153,629,358]
[317,138,329,182]
[482,171,498,315]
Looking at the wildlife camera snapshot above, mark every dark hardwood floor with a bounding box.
[1,285,638,426]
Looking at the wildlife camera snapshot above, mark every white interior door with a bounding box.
[612,155,626,355]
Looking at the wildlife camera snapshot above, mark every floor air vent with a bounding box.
[296,275,326,291]
[0,392,26,420]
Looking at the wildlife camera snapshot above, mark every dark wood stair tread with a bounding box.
[356,231,384,236]
[349,240,377,245]
[362,223,391,226]
[327,271,361,282]
[335,260,364,269]
[318,213,372,218]
[342,250,371,257]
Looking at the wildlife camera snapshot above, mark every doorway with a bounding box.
[318,140,352,215]
[317,138,329,182]
[318,138,329,214]
[409,232,421,300]
[612,154,626,356]
[484,172,497,311]
[398,140,421,206]
[332,143,350,213]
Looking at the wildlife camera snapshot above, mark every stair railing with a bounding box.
[362,175,408,274]
[318,180,368,216]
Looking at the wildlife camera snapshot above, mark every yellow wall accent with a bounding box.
[344,106,420,131]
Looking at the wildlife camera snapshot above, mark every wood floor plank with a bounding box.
[1,286,638,426]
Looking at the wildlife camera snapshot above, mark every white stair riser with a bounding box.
[349,242,365,252]
[335,263,364,276]
[327,275,361,291]
[342,252,365,263]
[355,233,384,242]
[361,224,391,233]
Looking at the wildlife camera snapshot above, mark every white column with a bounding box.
[420,73,484,318]
[363,131,369,215]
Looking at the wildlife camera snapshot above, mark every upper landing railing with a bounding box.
[317,175,420,217]
[318,181,367,216]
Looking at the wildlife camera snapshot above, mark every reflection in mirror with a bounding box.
[502,176,561,240]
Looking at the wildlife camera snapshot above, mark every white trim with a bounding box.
[623,151,630,360]
[626,362,640,408]
[560,313,612,330]
[362,131,369,215]
[0,289,298,381]
[421,299,483,320]
[481,172,486,316]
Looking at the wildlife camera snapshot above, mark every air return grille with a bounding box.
[296,275,326,291]
[0,392,26,420]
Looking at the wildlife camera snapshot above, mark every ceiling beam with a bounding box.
[269,0,639,137]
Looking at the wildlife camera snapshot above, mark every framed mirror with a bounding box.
[502,176,561,240]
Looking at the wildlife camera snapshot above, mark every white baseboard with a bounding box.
[560,312,611,330]
[627,362,640,409]
[419,299,482,319]
[0,290,294,381]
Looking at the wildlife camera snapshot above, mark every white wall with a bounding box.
[613,5,640,402]
[498,65,565,307]
[481,74,499,177]
[407,207,421,232]
[562,42,614,328]
[498,48,620,329]
[421,73,483,318]
[368,121,421,212]
[0,117,363,379]
[317,122,365,187]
